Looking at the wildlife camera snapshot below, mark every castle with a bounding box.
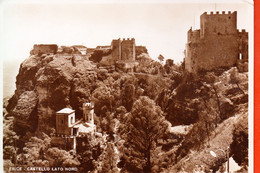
[30,38,147,72]
[111,38,136,61]
[99,38,143,72]
[185,11,248,73]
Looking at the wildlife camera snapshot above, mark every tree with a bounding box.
[46,147,80,167]
[118,96,169,173]
[21,133,51,166]
[3,117,19,161]
[100,142,118,173]
[229,68,245,95]
[230,119,248,167]
[122,83,136,111]
[158,54,164,64]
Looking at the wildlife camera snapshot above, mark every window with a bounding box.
[70,116,73,125]
[239,53,242,60]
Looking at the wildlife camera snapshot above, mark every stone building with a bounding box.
[53,103,96,151]
[31,44,58,55]
[55,103,96,137]
[185,11,248,73]
[56,108,76,136]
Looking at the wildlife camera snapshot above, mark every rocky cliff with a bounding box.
[7,53,98,135]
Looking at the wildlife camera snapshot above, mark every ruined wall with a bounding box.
[32,44,58,55]
[121,38,136,61]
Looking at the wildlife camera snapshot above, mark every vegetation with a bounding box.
[118,96,169,172]
[3,51,248,173]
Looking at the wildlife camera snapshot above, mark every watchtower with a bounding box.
[185,11,248,73]
[121,38,136,61]
[83,103,94,124]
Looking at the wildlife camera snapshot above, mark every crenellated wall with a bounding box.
[200,11,237,38]
[121,38,136,61]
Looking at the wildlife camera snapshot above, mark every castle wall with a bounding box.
[187,29,200,43]
[185,42,200,73]
[99,53,117,66]
[196,35,239,71]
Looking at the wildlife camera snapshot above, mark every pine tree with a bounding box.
[119,96,169,173]
[100,142,118,173]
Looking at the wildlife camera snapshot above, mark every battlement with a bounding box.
[121,38,135,43]
[200,11,237,37]
[83,103,94,110]
[237,29,248,34]
[206,11,235,15]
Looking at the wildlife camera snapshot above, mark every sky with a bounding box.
[0,0,254,97]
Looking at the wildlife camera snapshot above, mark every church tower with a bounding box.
[83,103,94,124]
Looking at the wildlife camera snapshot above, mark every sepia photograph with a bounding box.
[1,0,253,172]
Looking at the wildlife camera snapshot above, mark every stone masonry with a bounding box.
[185,11,248,73]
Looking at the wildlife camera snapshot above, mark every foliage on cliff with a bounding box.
[4,50,248,172]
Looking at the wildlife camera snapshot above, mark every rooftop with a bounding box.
[56,108,75,115]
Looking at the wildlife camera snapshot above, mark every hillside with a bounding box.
[3,46,248,172]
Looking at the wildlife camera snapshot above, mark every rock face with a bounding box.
[7,53,97,134]
[7,40,148,135]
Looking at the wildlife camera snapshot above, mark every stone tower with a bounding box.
[111,38,136,61]
[121,38,136,61]
[83,103,94,124]
[185,11,248,73]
